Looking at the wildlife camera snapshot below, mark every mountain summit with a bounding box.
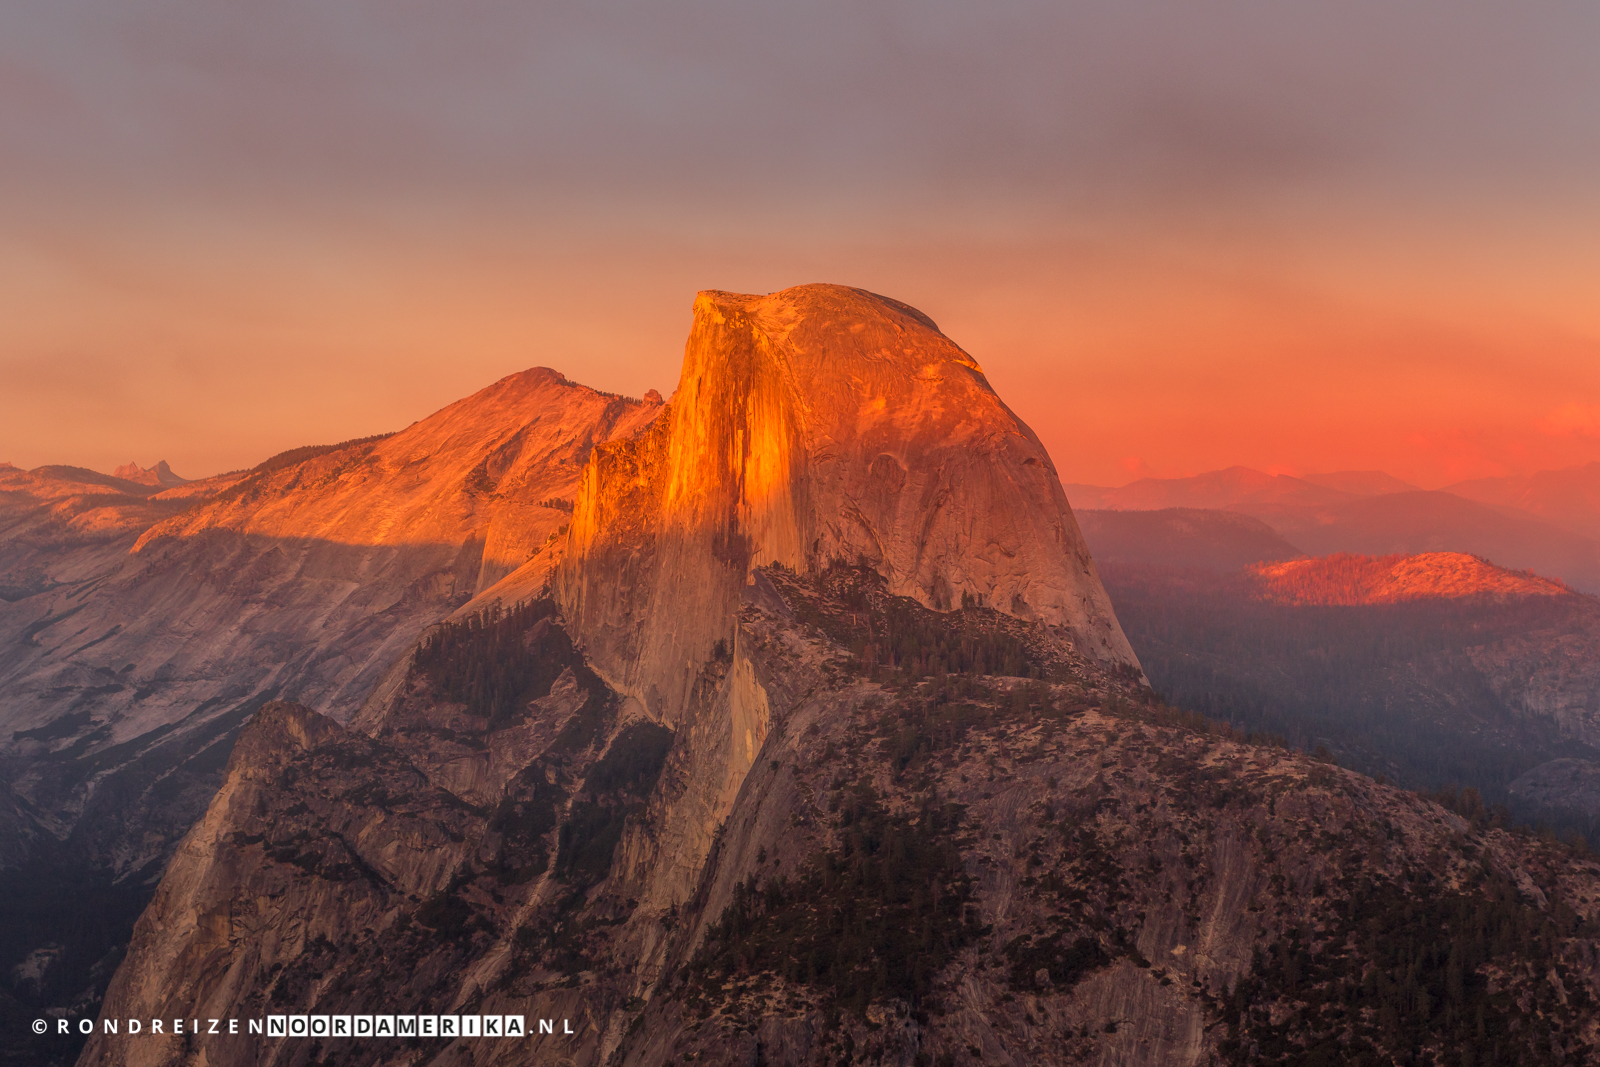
[559,284,1137,723]
[76,288,1600,1067]
[111,459,189,488]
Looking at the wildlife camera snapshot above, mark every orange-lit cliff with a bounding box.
[74,287,1600,1067]
[557,284,1138,724]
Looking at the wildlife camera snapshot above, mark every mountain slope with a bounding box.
[1100,552,1600,822]
[2,368,660,864]
[85,568,1600,1067]
[0,372,660,1059]
[1076,507,1303,571]
[84,287,1600,1067]
[1448,461,1600,541]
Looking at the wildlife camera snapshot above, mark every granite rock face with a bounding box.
[550,285,1140,928]
[557,285,1137,727]
[81,287,1600,1067]
[84,566,1600,1067]
[0,370,660,873]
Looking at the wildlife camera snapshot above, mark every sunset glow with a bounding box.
[1,2,1596,489]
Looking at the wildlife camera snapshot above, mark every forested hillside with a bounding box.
[1102,558,1600,840]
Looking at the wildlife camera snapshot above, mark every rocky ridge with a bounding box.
[82,286,1600,1067]
[112,462,191,490]
[1,371,662,1064]
[0,369,660,874]
[84,564,1600,1067]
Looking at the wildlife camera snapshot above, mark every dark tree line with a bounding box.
[410,599,569,729]
[1219,862,1598,1066]
[773,562,1043,683]
[684,785,985,1021]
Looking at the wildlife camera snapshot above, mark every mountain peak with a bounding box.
[110,459,189,488]
[692,284,979,371]
[558,284,1135,723]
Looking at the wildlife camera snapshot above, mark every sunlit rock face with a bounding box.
[78,288,1600,1067]
[557,284,1138,725]
[0,369,661,873]
[137,367,662,597]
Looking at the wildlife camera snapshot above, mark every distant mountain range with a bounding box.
[1447,461,1600,540]
[1067,464,1600,591]
[110,460,190,489]
[1074,478,1600,833]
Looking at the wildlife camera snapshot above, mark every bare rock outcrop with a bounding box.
[77,286,1600,1067]
[557,284,1136,728]
[113,461,191,489]
[84,563,1600,1067]
[1,370,660,874]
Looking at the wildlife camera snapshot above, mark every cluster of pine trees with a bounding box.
[410,599,567,729]
[1219,864,1597,1066]
[773,563,1043,682]
[684,784,984,1021]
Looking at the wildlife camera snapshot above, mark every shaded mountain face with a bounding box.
[0,372,660,1057]
[81,286,1600,1067]
[0,464,220,591]
[85,570,1600,1067]
[1099,552,1600,830]
[1076,508,1303,571]
[1447,461,1600,541]
[1512,759,1600,820]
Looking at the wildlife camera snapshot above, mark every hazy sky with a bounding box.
[3,0,1598,486]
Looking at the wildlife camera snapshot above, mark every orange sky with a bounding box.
[2,2,1597,488]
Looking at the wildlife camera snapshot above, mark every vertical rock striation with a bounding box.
[82,287,1600,1067]
[557,284,1137,727]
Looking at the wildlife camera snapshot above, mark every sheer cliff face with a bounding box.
[84,569,1600,1067]
[558,285,1136,725]
[80,289,1600,1067]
